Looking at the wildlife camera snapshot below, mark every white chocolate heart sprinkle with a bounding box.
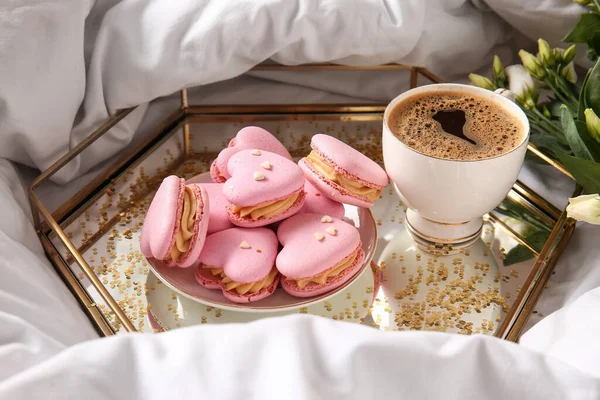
[314,232,324,241]
[254,171,265,181]
[240,241,251,249]
[251,149,261,156]
[321,215,333,223]
[326,227,337,235]
[260,161,271,170]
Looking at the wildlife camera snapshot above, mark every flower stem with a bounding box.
[527,108,566,142]
[545,70,579,112]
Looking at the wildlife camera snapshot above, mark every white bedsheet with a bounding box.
[1,1,600,399]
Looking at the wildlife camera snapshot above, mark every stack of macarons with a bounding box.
[140,126,388,303]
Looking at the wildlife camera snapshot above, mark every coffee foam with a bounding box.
[388,91,525,160]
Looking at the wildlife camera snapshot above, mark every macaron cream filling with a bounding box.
[288,246,360,288]
[232,192,300,220]
[169,187,197,261]
[305,151,381,201]
[201,264,279,295]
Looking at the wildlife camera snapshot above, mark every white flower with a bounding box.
[506,65,536,98]
[506,65,539,109]
[561,62,577,83]
[566,194,600,225]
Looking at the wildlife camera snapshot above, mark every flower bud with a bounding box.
[562,44,577,64]
[542,104,552,119]
[562,62,578,83]
[538,39,554,67]
[566,194,600,225]
[573,0,593,6]
[584,108,600,143]
[468,73,495,91]
[523,97,537,110]
[519,50,546,80]
[492,55,506,83]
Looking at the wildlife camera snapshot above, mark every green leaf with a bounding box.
[504,245,534,266]
[557,153,600,193]
[579,69,592,121]
[504,231,548,266]
[547,100,565,119]
[529,132,570,159]
[591,31,600,55]
[531,134,569,155]
[564,13,600,43]
[561,106,594,160]
[584,60,600,116]
[575,120,600,162]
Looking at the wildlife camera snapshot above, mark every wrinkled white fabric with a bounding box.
[2,0,600,399]
[1,0,516,184]
[2,315,600,400]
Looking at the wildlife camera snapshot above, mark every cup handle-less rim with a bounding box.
[382,83,530,163]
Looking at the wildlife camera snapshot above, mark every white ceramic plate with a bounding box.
[147,172,378,313]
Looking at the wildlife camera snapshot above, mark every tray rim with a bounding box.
[27,64,579,340]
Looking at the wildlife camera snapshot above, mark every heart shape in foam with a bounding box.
[211,126,292,182]
[276,213,361,279]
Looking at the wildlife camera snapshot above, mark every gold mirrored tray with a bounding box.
[28,65,577,341]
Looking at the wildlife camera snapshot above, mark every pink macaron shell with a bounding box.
[199,227,278,283]
[140,175,184,261]
[226,189,306,228]
[298,180,345,220]
[195,266,225,290]
[210,160,226,183]
[215,126,292,180]
[276,213,361,279]
[281,247,364,298]
[310,134,388,187]
[140,228,152,258]
[175,184,210,269]
[222,275,280,303]
[199,183,235,234]
[224,150,304,207]
[299,159,375,208]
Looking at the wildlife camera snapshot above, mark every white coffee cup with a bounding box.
[382,83,529,254]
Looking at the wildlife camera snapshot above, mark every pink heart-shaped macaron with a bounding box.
[196,227,280,303]
[211,126,292,183]
[299,134,388,208]
[201,183,235,234]
[276,213,364,297]
[223,149,306,227]
[140,176,209,268]
[297,180,345,220]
